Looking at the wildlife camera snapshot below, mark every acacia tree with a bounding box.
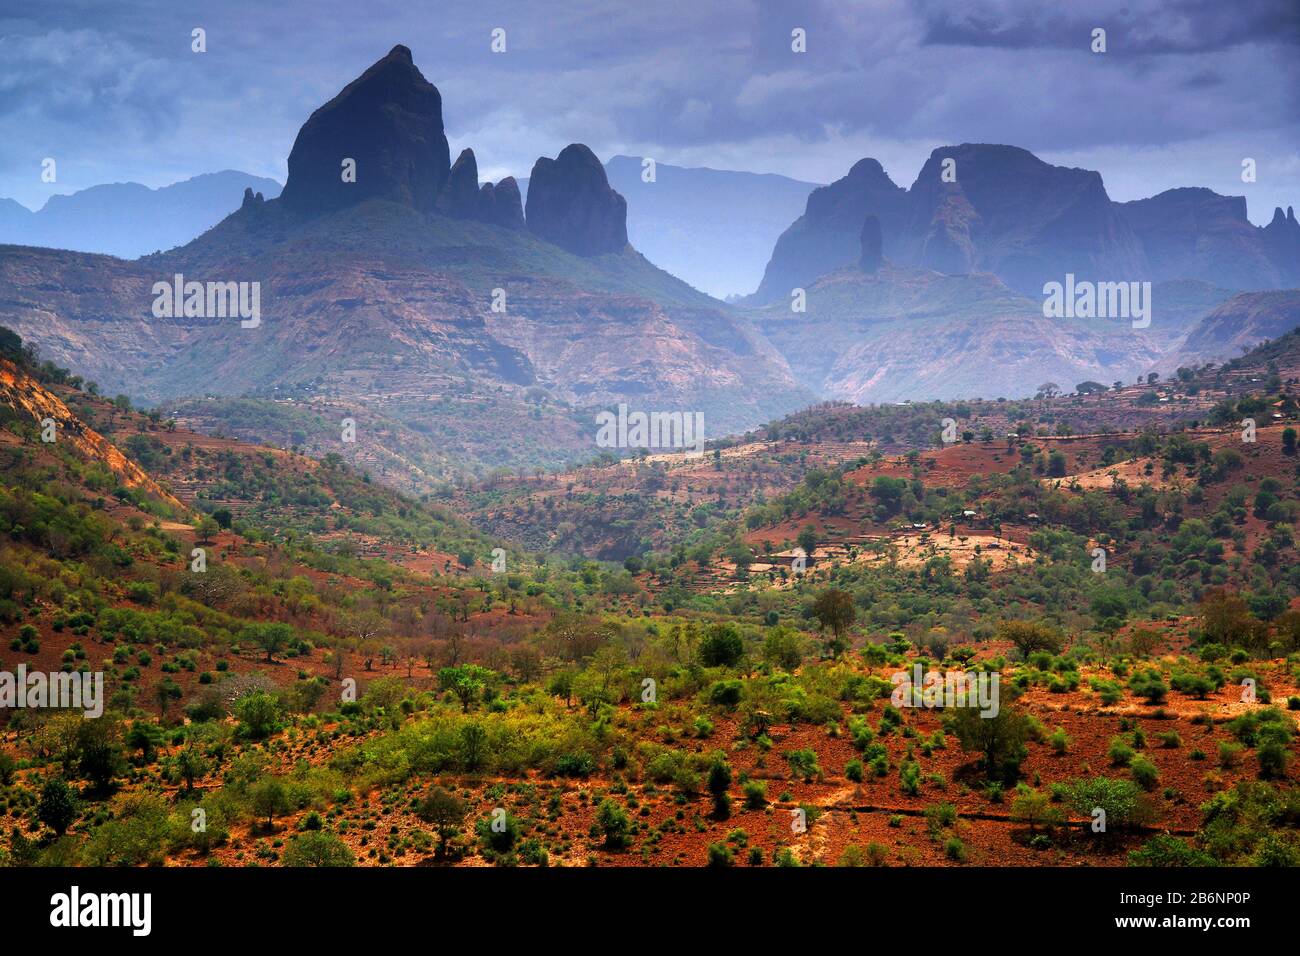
[438,665,496,713]
[194,515,220,545]
[948,704,1031,783]
[245,621,294,663]
[250,777,291,830]
[797,524,818,556]
[329,635,352,680]
[342,608,386,646]
[176,745,208,793]
[997,620,1063,658]
[547,670,576,707]
[74,716,124,793]
[37,778,77,836]
[812,589,856,657]
[415,785,467,855]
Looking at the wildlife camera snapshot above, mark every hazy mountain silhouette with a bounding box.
[0,46,812,476]
[749,146,1300,302]
[0,171,283,259]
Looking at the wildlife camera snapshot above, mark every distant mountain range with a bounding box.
[0,172,283,259]
[745,184,1298,404]
[733,144,1300,404]
[2,161,814,302]
[1,43,1297,484]
[0,45,811,483]
[747,145,1300,304]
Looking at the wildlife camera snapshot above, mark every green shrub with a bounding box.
[281,832,355,867]
[1129,756,1159,791]
[595,798,631,849]
[1108,738,1134,767]
[706,841,733,866]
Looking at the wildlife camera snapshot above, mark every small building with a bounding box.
[767,548,820,571]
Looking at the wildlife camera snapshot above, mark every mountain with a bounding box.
[749,159,907,304]
[280,45,450,216]
[1120,189,1300,290]
[740,146,1299,399]
[1163,291,1300,370]
[0,46,811,484]
[749,146,1299,302]
[900,145,1146,296]
[526,145,628,256]
[0,171,283,259]
[4,151,815,299]
[0,198,31,235]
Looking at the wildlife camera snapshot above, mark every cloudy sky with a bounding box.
[2,0,1298,221]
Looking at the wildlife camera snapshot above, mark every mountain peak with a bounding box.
[525,144,628,256]
[846,158,892,181]
[279,46,450,216]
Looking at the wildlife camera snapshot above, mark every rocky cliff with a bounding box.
[751,145,1298,300]
[526,145,629,257]
[280,45,451,216]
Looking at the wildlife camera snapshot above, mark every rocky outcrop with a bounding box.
[255,45,535,239]
[859,215,883,272]
[750,158,907,302]
[438,149,483,219]
[913,186,979,275]
[477,177,525,230]
[525,145,628,256]
[279,45,450,216]
[1262,206,1300,285]
[902,145,1146,295]
[434,149,525,229]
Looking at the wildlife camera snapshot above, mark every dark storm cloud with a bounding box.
[0,0,1296,221]
[920,0,1300,53]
